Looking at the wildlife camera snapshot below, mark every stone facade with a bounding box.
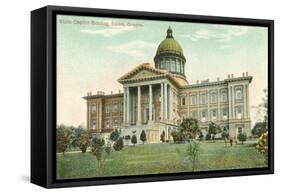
[83,27,252,144]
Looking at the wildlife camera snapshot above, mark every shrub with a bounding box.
[160,131,165,142]
[205,133,211,141]
[110,129,120,141]
[131,134,137,146]
[198,132,204,141]
[256,131,268,165]
[238,132,247,144]
[140,130,147,144]
[171,131,184,143]
[113,137,124,151]
[252,122,267,138]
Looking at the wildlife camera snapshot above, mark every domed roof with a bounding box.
[156,27,184,57]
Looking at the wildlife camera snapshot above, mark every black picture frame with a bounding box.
[31,5,274,188]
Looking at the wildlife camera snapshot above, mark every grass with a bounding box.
[56,141,267,180]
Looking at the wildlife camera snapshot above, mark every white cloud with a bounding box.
[80,26,138,37]
[180,26,250,42]
[106,40,157,57]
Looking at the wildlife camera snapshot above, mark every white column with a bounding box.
[123,87,126,124]
[160,83,164,121]
[137,86,141,125]
[149,84,153,123]
[126,87,130,125]
[164,83,168,120]
[169,86,173,121]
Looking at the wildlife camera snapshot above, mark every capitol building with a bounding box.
[83,27,252,144]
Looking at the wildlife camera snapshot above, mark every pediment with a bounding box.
[128,69,160,80]
[118,63,167,82]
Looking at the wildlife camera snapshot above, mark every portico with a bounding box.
[122,81,174,127]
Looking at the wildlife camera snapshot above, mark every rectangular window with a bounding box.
[191,111,197,118]
[221,92,228,102]
[104,119,110,128]
[105,104,110,113]
[236,106,243,119]
[200,94,207,104]
[112,102,118,112]
[112,118,118,128]
[182,97,186,105]
[201,110,207,122]
[91,104,97,113]
[212,110,217,120]
[235,89,242,100]
[190,95,197,105]
[210,93,217,103]
[92,119,96,129]
[223,108,228,119]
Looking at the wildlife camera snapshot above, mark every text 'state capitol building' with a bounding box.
[83,27,252,143]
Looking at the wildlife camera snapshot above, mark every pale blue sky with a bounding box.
[57,15,268,127]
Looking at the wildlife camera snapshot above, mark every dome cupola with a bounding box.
[154,27,186,77]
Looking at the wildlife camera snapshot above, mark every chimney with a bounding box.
[217,77,220,81]
[246,72,249,76]
[228,74,230,79]
[118,89,121,93]
[87,92,92,96]
[97,91,105,95]
[242,72,245,77]
[231,74,234,78]
[196,80,199,84]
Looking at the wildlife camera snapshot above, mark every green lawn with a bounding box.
[56,141,267,180]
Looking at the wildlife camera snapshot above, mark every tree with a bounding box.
[208,122,222,142]
[140,130,147,144]
[198,131,204,141]
[171,131,185,143]
[56,125,72,155]
[70,126,84,149]
[91,137,111,176]
[256,131,268,165]
[113,137,124,151]
[252,122,267,138]
[131,134,137,146]
[238,132,247,144]
[110,129,120,141]
[221,126,229,140]
[77,130,90,153]
[179,118,201,140]
[185,140,201,171]
[160,131,165,142]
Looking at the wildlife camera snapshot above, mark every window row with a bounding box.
[182,89,243,106]
[91,118,121,129]
[187,105,244,122]
[189,108,228,122]
[91,102,123,113]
